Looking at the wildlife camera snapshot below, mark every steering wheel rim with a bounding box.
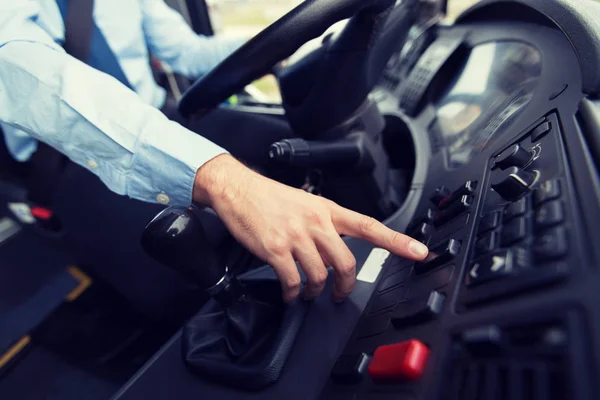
[177,0,395,119]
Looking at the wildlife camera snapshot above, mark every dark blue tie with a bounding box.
[56,0,133,89]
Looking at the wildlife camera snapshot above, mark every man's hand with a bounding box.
[194,154,429,303]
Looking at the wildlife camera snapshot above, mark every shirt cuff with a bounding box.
[128,116,228,207]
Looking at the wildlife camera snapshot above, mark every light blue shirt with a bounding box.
[0,0,244,206]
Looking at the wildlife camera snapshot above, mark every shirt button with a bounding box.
[87,159,98,169]
[156,193,170,205]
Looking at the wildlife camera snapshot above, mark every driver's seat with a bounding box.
[0,128,32,187]
[0,128,220,322]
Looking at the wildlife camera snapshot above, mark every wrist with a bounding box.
[193,154,251,207]
[193,154,230,206]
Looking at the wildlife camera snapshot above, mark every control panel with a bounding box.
[459,113,576,308]
[315,9,600,397]
[439,308,591,400]
[318,107,593,399]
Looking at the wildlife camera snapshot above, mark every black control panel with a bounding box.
[439,308,592,400]
[458,113,576,309]
[319,17,599,400]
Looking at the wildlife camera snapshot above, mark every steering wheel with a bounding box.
[177,0,396,119]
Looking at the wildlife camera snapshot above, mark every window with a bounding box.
[205,0,483,102]
[446,0,482,20]
[208,0,303,103]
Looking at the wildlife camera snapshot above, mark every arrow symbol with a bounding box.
[491,256,505,272]
[470,263,480,279]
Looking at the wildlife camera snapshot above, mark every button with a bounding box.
[87,159,98,169]
[501,217,527,246]
[478,211,501,234]
[415,239,461,274]
[391,291,445,327]
[461,325,503,350]
[429,213,469,245]
[495,144,533,170]
[433,196,472,228]
[475,230,499,257]
[534,226,568,262]
[491,167,538,201]
[30,206,53,221]
[369,286,407,315]
[465,250,516,287]
[430,186,450,205]
[513,246,532,270]
[356,315,391,339]
[410,209,435,228]
[386,53,400,69]
[535,200,564,231]
[438,181,478,210]
[463,262,569,306]
[503,197,529,222]
[531,121,552,142]
[156,193,170,205]
[367,340,430,382]
[378,266,412,293]
[331,353,371,384]
[534,180,561,206]
[410,223,434,244]
[423,208,435,223]
[407,209,435,237]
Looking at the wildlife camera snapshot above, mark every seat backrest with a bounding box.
[0,128,29,184]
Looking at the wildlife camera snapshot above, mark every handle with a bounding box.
[141,206,226,290]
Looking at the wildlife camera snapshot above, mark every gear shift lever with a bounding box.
[141,206,240,305]
[141,206,308,391]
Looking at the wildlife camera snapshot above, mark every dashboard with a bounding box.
[319,9,600,400]
[113,1,600,399]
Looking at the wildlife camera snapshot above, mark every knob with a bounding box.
[495,144,533,170]
[141,206,225,290]
[491,167,538,201]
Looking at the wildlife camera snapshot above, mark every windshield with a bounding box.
[206,0,483,101]
[447,0,482,20]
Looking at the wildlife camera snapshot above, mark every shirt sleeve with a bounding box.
[0,2,228,207]
[140,0,245,79]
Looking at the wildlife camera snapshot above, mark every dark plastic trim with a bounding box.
[577,98,600,172]
[456,0,600,96]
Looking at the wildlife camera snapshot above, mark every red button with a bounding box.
[367,339,429,382]
[31,207,53,221]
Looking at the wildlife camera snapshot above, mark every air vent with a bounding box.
[445,357,570,400]
[441,317,578,400]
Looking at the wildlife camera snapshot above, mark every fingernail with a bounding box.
[409,240,428,258]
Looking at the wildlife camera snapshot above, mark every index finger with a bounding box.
[331,207,429,260]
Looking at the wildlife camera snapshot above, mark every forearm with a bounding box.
[166,36,245,79]
[0,40,227,206]
[141,0,245,79]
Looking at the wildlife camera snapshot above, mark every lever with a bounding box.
[141,206,241,305]
[494,144,533,170]
[269,135,375,171]
[491,167,539,201]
